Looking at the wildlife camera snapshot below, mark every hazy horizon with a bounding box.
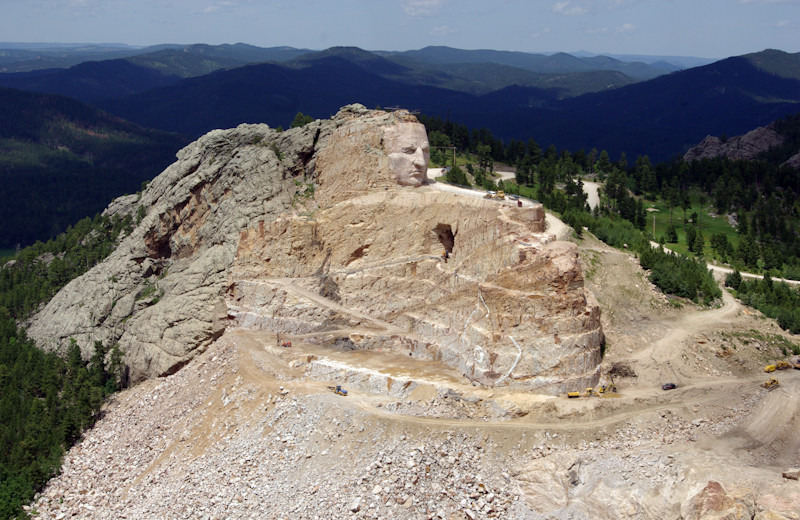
[1,1,797,60]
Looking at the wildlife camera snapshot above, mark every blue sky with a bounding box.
[1,0,798,58]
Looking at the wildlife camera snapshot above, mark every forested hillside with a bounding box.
[421,111,800,315]
[0,212,134,518]
[0,87,186,248]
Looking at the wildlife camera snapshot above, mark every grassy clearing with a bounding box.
[646,195,739,257]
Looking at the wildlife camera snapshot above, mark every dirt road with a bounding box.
[425,175,572,240]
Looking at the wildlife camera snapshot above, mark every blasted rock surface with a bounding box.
[28,105,602,391]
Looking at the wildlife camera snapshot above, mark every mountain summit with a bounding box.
[29,105,602,390]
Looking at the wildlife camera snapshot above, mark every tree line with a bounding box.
[0,208,133,518]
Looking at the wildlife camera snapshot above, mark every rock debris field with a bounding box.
[29,318,800,519]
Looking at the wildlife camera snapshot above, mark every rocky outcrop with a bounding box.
[785,151,800,171]
[27,121,321,381]
[28,104,602,391]
[684,125,784,162]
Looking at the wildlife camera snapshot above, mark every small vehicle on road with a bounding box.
[327,385,348,396]
[661,383,677,391]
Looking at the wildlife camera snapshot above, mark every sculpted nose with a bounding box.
[412,148,425,166]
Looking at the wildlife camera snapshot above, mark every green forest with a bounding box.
[0,87,185,249]
[0,211,133,519]
[420,111,800,314]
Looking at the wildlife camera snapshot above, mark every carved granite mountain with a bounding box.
[28,104,602,391]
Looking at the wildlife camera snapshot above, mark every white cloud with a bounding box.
[553,0,640,15]
[615,22,636,33]
[553,1,588,15]
[403,0,445,17]
[585,26,610,34]
[775,20,792,27]
[532,27,551,38]
[430,25,457,36]
[192,1,241,15]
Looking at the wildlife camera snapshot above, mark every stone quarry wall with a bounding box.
[230,190,601,392]
[28,104,601,391]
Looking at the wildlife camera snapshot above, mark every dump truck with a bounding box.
[567,391,581,398]
[762,378,780,390]
[765,364,777,373]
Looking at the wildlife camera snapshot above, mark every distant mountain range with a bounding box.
[0,43,676,101]
[1,44,797,162]
[1,43,799,247]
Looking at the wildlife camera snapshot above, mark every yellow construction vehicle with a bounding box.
[776,361,791,370]
[327,385,348,396]
[762,378,780,390]
[568,383,617,398]
[765,364,776,373]
[495,190,505,200]
[598,383,617,394]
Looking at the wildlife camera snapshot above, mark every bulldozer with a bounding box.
[762,378,780,390]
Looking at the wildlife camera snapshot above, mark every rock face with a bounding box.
[27,121,320,381]
[684,125,784,162]
[28,104,602,390]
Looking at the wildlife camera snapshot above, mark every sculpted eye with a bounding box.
[403,146,417,154]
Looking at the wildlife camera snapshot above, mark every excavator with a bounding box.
[776,361,791,370]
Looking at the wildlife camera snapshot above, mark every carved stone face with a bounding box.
[383,122,430,187]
